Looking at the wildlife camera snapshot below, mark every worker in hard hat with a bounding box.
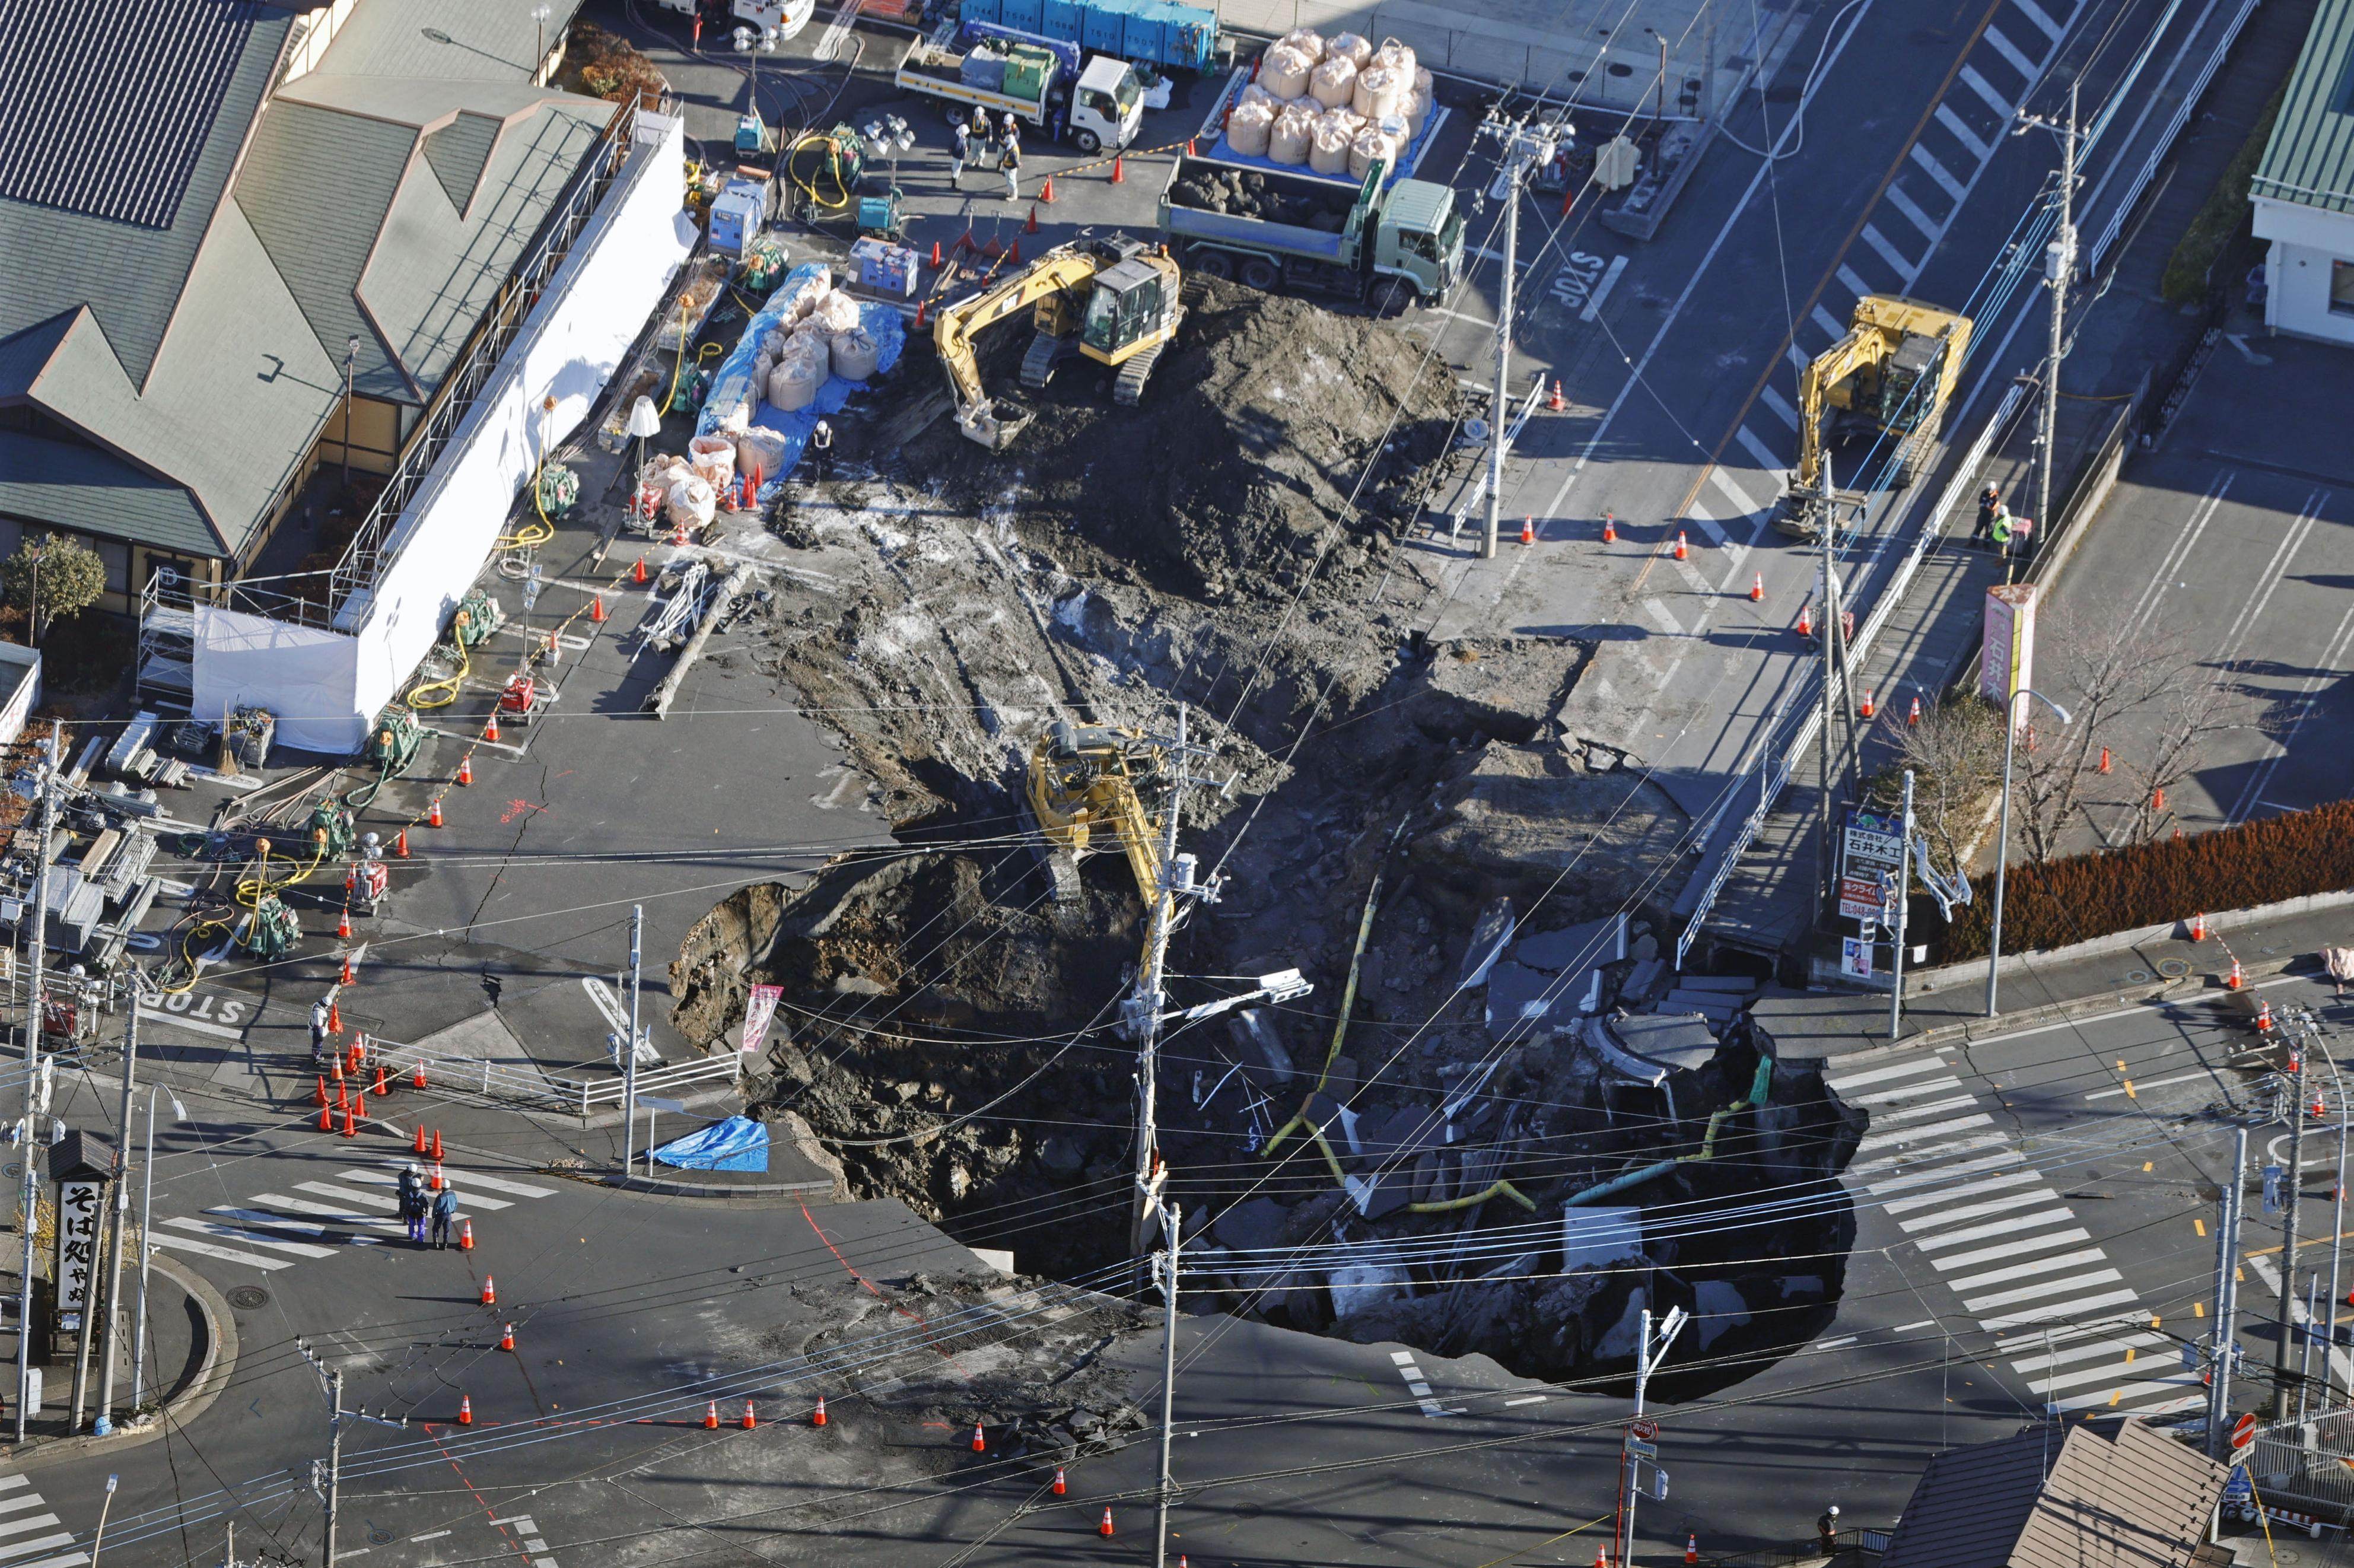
[1971,484,2000,546]
[1817,1507,1840,1555]
[809,419,834,482]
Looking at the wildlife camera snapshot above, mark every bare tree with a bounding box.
[2009,611,2205,861]
[1873,696,2005,869]
[2120,675,2247,843]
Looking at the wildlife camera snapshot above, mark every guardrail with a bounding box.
[1700,1526,1891,1568]
[360,1037,741,1121]
[2082,0,2263,279]
[2244,1407,2354,1525]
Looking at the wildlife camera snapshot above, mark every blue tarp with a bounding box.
[653,1115,771,1172]
[696,260,907,504]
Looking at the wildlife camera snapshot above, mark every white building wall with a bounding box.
[193,112,693,753]
[2255,194,2354,348]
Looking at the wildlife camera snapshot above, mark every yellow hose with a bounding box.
[232,841,325,909]
[406,640,469,710]
[787,131,855,211]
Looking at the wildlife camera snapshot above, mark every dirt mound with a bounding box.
[915,277,1462,599]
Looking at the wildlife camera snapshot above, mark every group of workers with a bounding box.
[952,104,1029,201]
[1971,484,2032,557]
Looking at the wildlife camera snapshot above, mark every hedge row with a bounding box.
[1943,797,2354,959]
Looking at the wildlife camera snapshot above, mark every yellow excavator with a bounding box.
[1024,720,1165,907]
[934,236,1185,450]
[1774,294,1973,540]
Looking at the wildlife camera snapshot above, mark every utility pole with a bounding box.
[1615,1305,1687,1568]
[1814,459,1842,921]
[2279,1038,2308,1421]
[130,1084,182,1415]
[1153,1199,1181,1568]
[2016,81,2078,586]
[2206,1127,2247,1458]
[93,991,138,1435]
[15,724,56,1443]
[325,1366,344,1568]
[1478,111,1561,561]
[1887,769,1914,1039]
[1128,712,1188,1260]
[622,904,642,1176]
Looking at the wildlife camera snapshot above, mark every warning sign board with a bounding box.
[1838,876,1885,921]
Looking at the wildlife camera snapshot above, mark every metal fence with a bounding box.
[2247,1407,2354,1524]
[360,1037,742,1121]
[1701,1527,1891,1568]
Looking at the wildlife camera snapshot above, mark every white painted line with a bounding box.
[1707,465,1767,520]
[1390,1351,1417,1364]
[1423,305,1493,327]
[148,1011,244,1042]
[298,1181,404,1212]
[1407,1382,1434,1397]
[1935,103,1992,162]
[0,1478,31,1493]
[0,1502,39,1519]
[0,1538,77,1566]
[1894,1320,1939,1333]
[332,1175,510,1211]
[1930,1227,2092,1273]
[2085,1068,2215,1102]
[1945,1246,2108,1293]
[1902,1187,2063,1236]
[1758,384,1800,430]
[1836,263,1873,300]
[164,1218,338,1258]
[14,1554,92,1568]
[149,1234,295,1271]
[1828,1057,1955,1092]
[1786,343,1810,373]
[1959,65,2013,120]
[488,1518,538,1529]
[208,1206,376,1241]
[1910,143,1968,204]
[1843,1076,1965,1106]
[1504,1394,1548,1406]
[1854,1131,2011,1173]
[1883,182,1942,244]
[1965,1268,2126,1314]
[2012,1332,2167,1376]
[1579,255,1630,322]
[1735,425,1784,474]
[2038,1353,2161,1394]
[1981,24,2040,81]
[1910,1203,2073,1250]
[411,1532,452,1543]
[0,1521,59,1542]
[1854,1112,1996,1153]
[1864,1093,1979,1125]
[1685,505,1730,550]
[1671,555,1714,598]
[247,1194,405,1232]
[1872,1156,2033,1204]
[1811,1335,1860,1351]
[1642,597,1684,635]
[398,1163,557,1200]
[523,1541,550,1553]
[1980,1288,2141,1334]
[1860,222,1919,282]
[2055,1376,2202,1411]
[2011,0,2064,42]
[1810,302,1848,343]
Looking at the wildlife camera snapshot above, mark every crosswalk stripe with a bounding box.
[1787,343,1809,373]
[2038,1353,2159,1394]
[1706,465,1766,520]
[0,1536,78,1565]
[1835,263,1873,300]
[1935,103,1991,162]
[1903,1191,2063,1239]
[0,1481,26,1494]
[2011,1331,2166,1375]
[1882,181,1942,244]
[150,1234,295,1271]
[1827,1057,1952,1092]
[1997,1316,2142,1356]
[2011,0,2065,41]
[1864,1094,1978,1127]
[1854,1131,2008,1173]
[0,1500,42,1517]
[1759,384,1800,430]
[2055,1375,2200,1411]
[1913,1206,2076,1251]
[1946,1247,2108,1294]
[345,1170,514,1209]
[207,1207,379,1241]
[1871,1154,2031,1203]
[1981,23,2040,80]
[0,1519,59,1541]
[2132,1392,2210,1418]
[1910,143,1968,203]
[249,1194,405,1232]
[164,1219,338,1258]
[1735,425,1784,475]
[15,1555,93,1568]
[1809,303,1847,344]
[1842,1076,1964,1106]
[1980,1287,2138,1333]
[1965,1267,2123,1312]
[383,1161,558,1200]
[1860,222,1918,282]
[1854,1112,1996,1153]
[1927,1226,2090,1272]
[1958,65,2013,120]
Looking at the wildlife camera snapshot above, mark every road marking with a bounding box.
[1926,1226,2092,1271]
[488,1518,538,1529]
[0,1519,61,1541]
[1860,222,1919,282]
[2011,0,2065,41]
[1811,1335,1860,1351]
[322,1176,507,1212]
[1909,142,1968,203]
[1503,1394,1548,1406]
[1900,1184,2057,1230]
[1759,384,1801,430]
[1935,103,1991,161]
[1948,1247,2110,1294]
[1828,1057,1954,1092]
[2038,1353,2162,1394]
[148,1011,245,1042]
[1579,255,1630,322]
[151,1233,295,1271]
[1388,1351,1455,1417]
[2086,1068,2214,1102]
[1981,23,2040,79]
[1787,343,1810,373]
[1642,597,1684,635]
[1735,426,1784,474]
[411,1532,451,1543]
[1958,64,2013,119]
[164,1219,338,1258]
[1910,1202,2073,1249]
[1809,303,1847,343]
[2054,1376,2201,1411]
[1862,1092,1978,1124]
[247,1194,405,1231]
[1707,465,1768,520]
[1835,263,1873,300]
[403,1164,558,1200]
[1882,182,1942,244]
[1978,1285,2136,1332]
[1855,1132,2011,1175]
[1872,1156,2032,1204]
[1671,555,1714,597]
[1854,1112,1996,1153]
[2213,489,2324,669]
[0,1539,78,1566]
[2011,1331,2166,1375]
[2126,472,2234,632]
[2227,598,2354,826]
[1844,1076,1965,1105]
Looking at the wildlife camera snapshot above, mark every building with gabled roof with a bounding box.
[2253,0,2354,345]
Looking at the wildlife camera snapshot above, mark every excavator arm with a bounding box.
[1790,325,1888,497]
[934,247,1115,450]
[1025,724,1165,906]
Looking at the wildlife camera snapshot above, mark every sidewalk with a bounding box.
[0,1235,224,1458]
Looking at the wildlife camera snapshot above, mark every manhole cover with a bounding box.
[2158,958,2192,977]
[370,1529,396,1545]
[2124,969,2152,984]
[227,1286,270,1311]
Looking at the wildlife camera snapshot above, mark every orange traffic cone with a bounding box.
[2152,787,2166,813]
[395,828,409,857]
[457,753,473,787]
[484,711,500,743]
[1185,137,1197,155]
[1797,603,1812,638]
[1111,154,1124,183]
[1007,237,1022,265]
[329,999,342,1034]
[413,1123,429,1154]
[428,797,444,828]
[432,1130,444,1161]
[413,1059,428,1090]
[2259,998,2272,1029]
[1907,695,1922,726]
[1548,379,1565,411]
[1039,175,1055,203]
[1749,573,1763,602]
[2098,745,2113,774]
[914,297,930,329]
[1674,530,1688,561]
[500,1322,514,1351]
[705,1400,719,1429]
[2315,1090,2329,1119]
[2190,912,2207,941]
[1602,511,1617,543]
[318,1103,333,1132]
[1520,517,1535,545]
[338,907,352,940]
[315,1075,329,1107]
[460,1219,474,1251]
[1596,1548,1608,1568]
[2227,959,2244,990]
[430,1162,443,1191]
[340,1101,357,1137]
[742,1400,756,1429]
[459,1395,472,1426]
[373,1061,390,1096]
[1687,1536,1699,1566]
[1099,1508,1115,1538]
[633,555,648,584]
[929,238,943,267]
[1052,1466,1066,1495]
[813,1395,827,1427]
[1859,689,1876,720]
[481,1274,496,1306]
[341,955,354,986]
[591,594,607,623]
[972,1421,985,1452]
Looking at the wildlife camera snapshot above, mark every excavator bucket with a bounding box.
[955,399,1035,451]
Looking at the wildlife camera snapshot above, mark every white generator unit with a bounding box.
[708,180,765,256]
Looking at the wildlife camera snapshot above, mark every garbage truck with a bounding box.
[1156,154,1464,313]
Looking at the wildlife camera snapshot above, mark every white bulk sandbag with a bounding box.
[687,433,738,489]
[1238,81,1277,114]
[1353,63,1406,122]
[1308,55,1357,109]
[1377,113,1409,145]
[1326,31,1372,68]
[666,475,717,530]
[1260,42,1313,98]
[1268,103,1315,164]
[735,426,788,479]
[1227,98,1274,156]
[775,268,830,322]
[808,289,862,335]
[1275,27,1325,63]
[769,353,826,412]
[830,329,880,382]
[1350,126,1401,179]
[761,327,789,357]
[1401,90,1430,137]
[1371,38,1416,77]
[1310,117,1353,174]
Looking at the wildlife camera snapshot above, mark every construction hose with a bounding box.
[786,131,854,211]
[233,841,325,909]
[406,641,470,710]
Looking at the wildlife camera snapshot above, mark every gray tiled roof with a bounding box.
[313,0,586,82]
[424,113,504,211]
[0,314,76,401]
[0,431,218,558]
[2253,0,2354,214]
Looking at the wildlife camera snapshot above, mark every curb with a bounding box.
[604,1171,839,1201]
[0,1251,240,1467]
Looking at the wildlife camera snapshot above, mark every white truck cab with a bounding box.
[1067,56,1144,154]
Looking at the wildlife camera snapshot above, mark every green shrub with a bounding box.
[0,533,106,636]
[2160,85,2284,306]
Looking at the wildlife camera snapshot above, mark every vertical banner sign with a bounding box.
[1979,583,2038,709]
[54,1179,101,1320]
[1840,809,1904,921]
[741,983,784,1055]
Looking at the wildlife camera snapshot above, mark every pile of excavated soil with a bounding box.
[906,277,1464,600]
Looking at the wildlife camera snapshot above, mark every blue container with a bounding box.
[1079,0,1129,58]
[999,0,1044,31]
[1163,1,1215,69]
[960,0,1004,23]
[1039,0,1080,42]
[1119,2,1165,63]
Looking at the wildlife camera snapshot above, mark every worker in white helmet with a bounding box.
[809,418,834,482]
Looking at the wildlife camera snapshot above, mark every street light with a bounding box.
[341,334,360,492]
[127,1086,190,1415]
[90,1474,117,1566]
[532,5,552,80]
[1984,686,2072,1017]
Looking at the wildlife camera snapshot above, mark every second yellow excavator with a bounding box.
[934,236,1184,450]
[1774,294,1973,540]
[1023,721,1165,907]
